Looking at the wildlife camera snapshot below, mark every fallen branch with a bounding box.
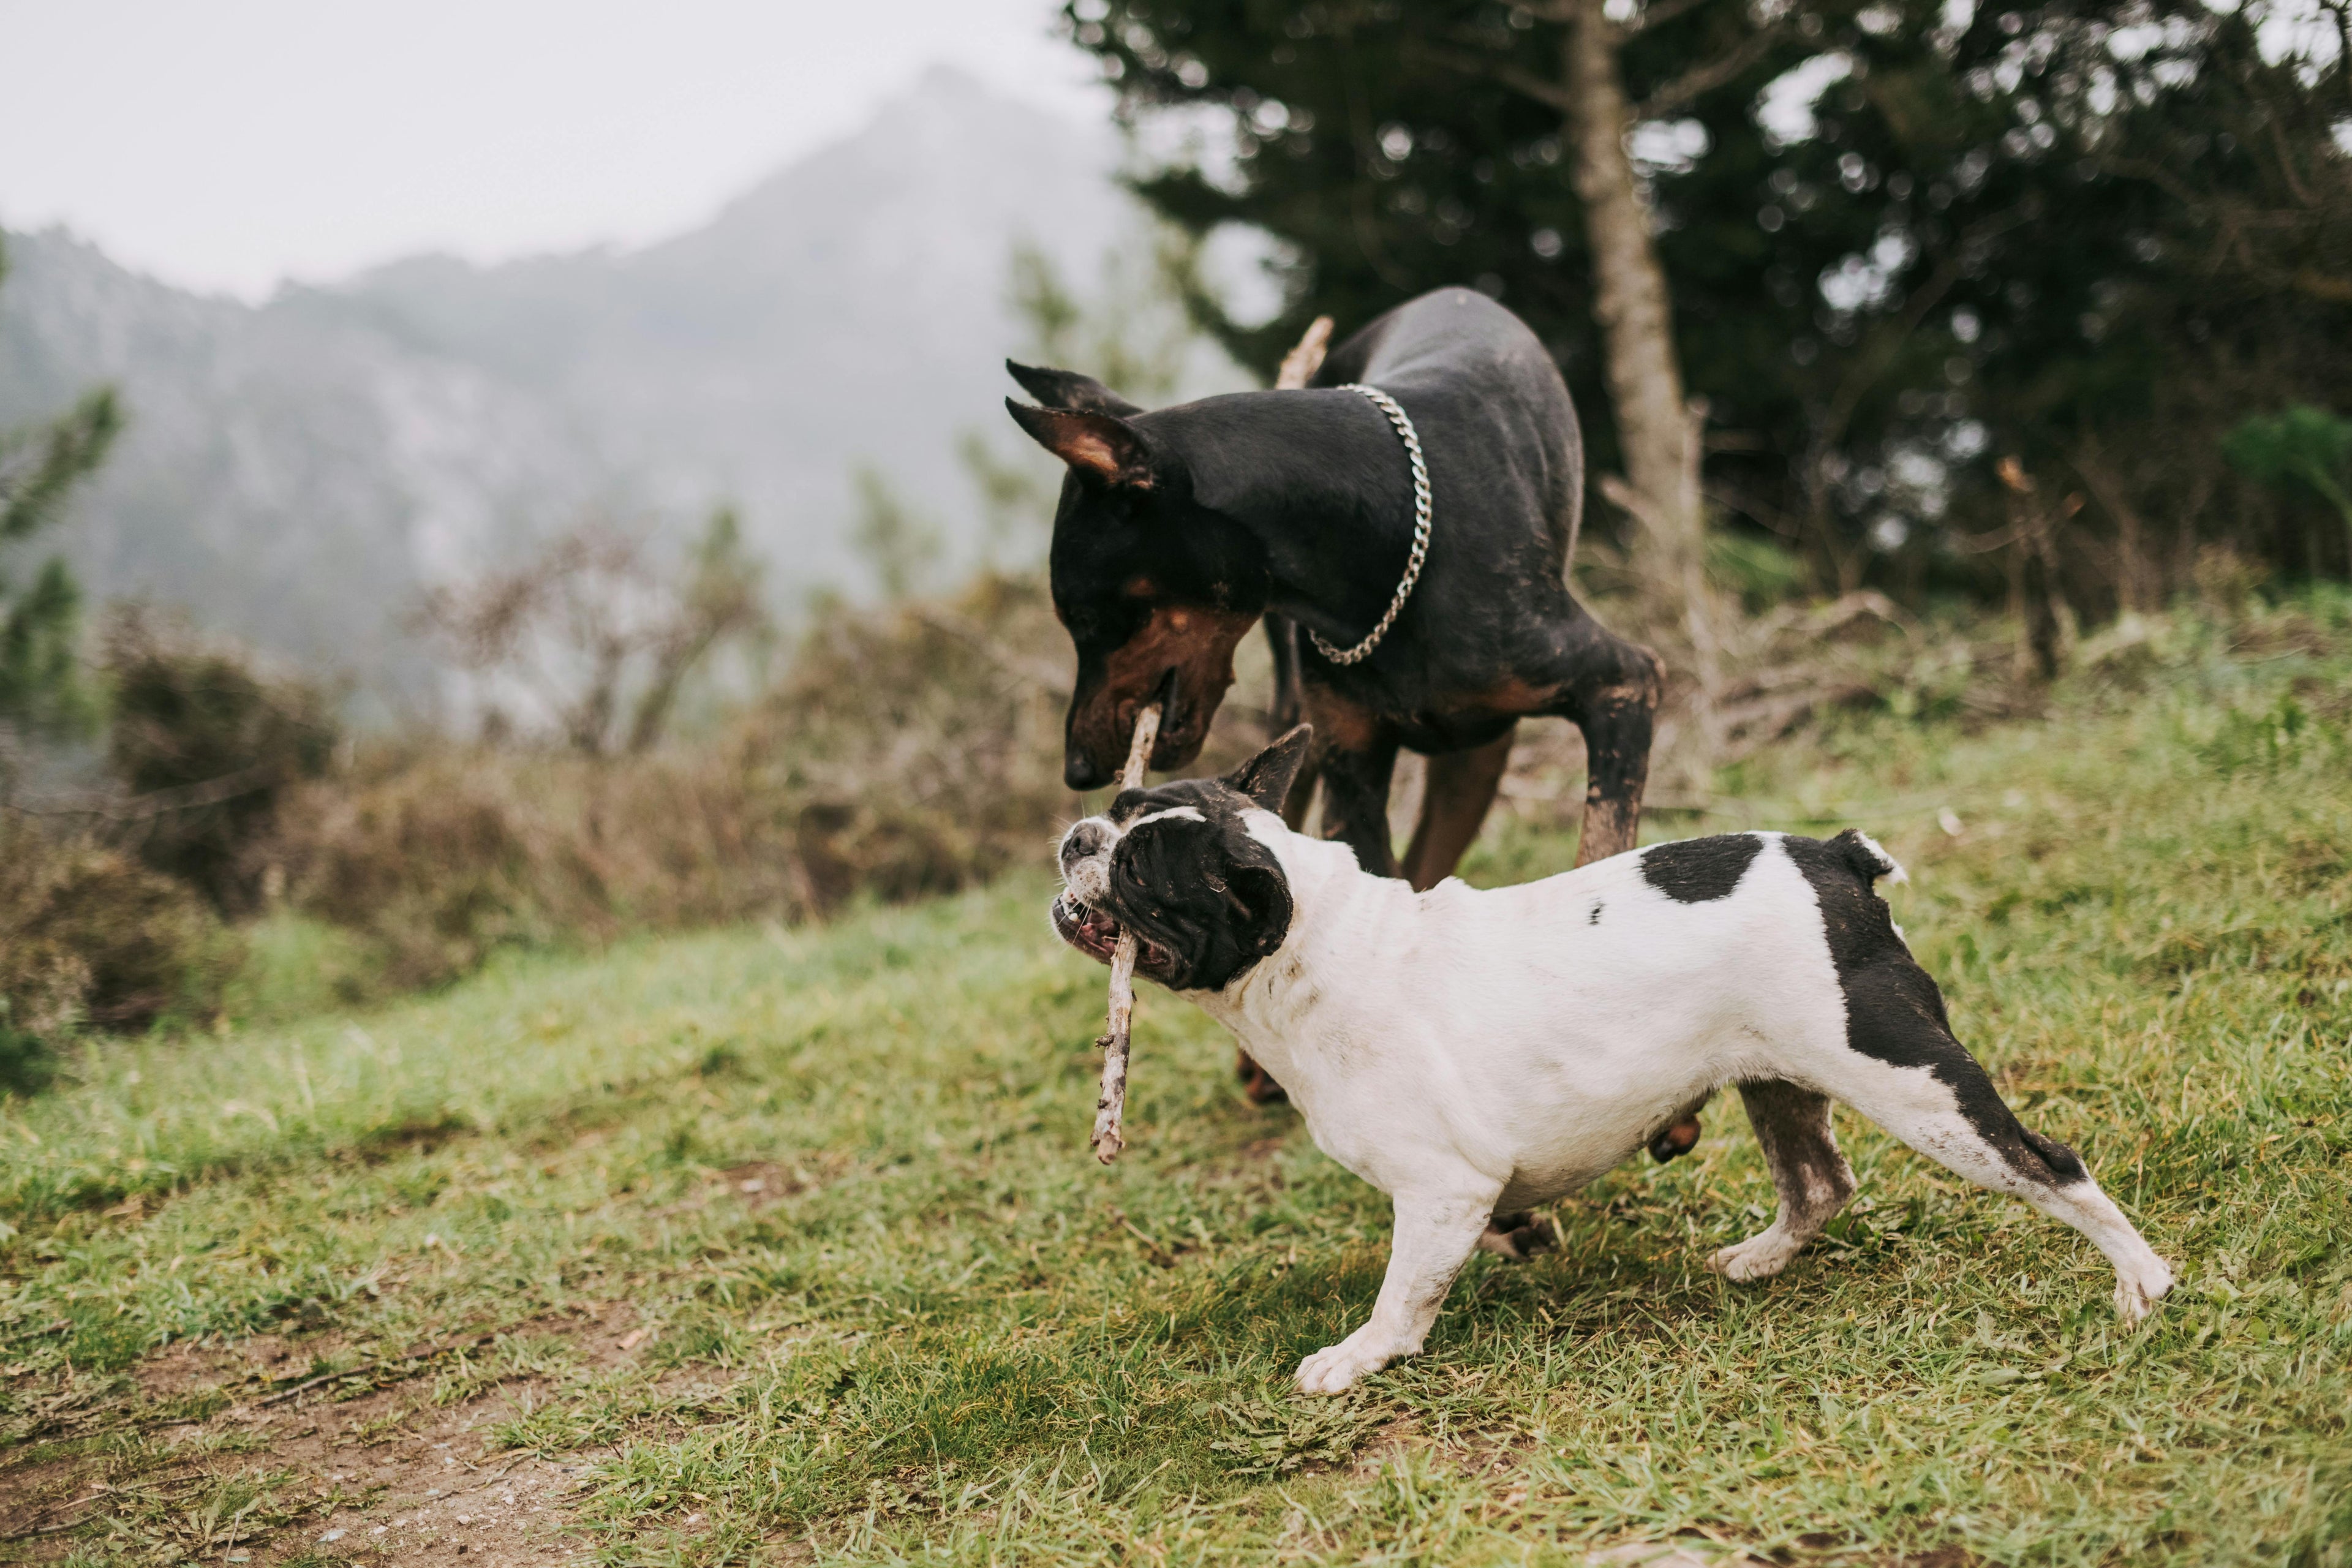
[1,761,285,823]
[1090,701,1161,1164]
[253,1332,496,1407]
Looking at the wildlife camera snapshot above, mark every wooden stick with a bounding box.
[1090,700,1161,1163]
[1088,308,1321,1158]
[1276,315,1334,391]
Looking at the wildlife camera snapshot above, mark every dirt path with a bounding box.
[1,1309,657,1564]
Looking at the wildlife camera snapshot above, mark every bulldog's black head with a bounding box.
[1005,363,1271,790]
[1050,726,1313,992]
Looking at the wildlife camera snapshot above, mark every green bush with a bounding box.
[101,606,337,913]
[0,823,241,1093]
[1706,530,1810,611]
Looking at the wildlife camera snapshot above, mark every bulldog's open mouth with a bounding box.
[1052,892,1175,978]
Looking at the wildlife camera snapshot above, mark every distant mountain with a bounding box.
[0,67,1144,703]
[0,229,614,703]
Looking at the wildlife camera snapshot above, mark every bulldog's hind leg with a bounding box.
[1709,1081,1855,1282]
[1827,970,2174,1321]
[1297,1188,1496,1394]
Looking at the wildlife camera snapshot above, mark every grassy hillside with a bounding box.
[3,597,2348,1566]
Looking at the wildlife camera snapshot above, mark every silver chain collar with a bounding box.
[1308,383,1433,666]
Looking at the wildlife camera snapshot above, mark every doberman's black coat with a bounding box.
[1009,288,1664,1110]
[1006,288,1662,889]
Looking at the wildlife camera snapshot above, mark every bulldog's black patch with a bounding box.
[1102,780,1293,991]
[1781,832,2086,1186]
[1055,729,1313,993]
[1639,834,1763,903]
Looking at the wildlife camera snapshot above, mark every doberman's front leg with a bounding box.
[1551,622,1696,1153]
[1232,621,1317,1106]
[1400,726,1516,891]
[1264,613,1303,733]
[1262,616,1322,829]
[1243,684,1393,1104]
[1313,731,1403,879]
[1555,625,1664,867]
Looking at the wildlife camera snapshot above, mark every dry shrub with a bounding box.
[265,573,1090,989]
[415,510,769,757]
[2191,543,2272,622]
[1,822,239,1091]
[737,573,1076,908]
[265,747,791,992]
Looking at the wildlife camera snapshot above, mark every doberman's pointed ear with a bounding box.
[1225,725,1314,813]
[1005,360,1144,418]
[1005,399,1156,488]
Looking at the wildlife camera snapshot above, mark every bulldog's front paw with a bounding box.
[1294,1334,1391,1395]
[2114,1258,2174,1324]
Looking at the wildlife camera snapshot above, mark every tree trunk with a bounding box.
[1561,0,1708,645]
[2073,436,2155,615]
[1999,457,2073,682]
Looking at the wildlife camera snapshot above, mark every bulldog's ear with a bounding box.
[1225,725,1313,813]
[1005,399,1156,488]
[1005,360,1144,418]
[1233,860,1295,959]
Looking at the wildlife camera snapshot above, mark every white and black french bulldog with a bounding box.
[1051,726,2173,1394]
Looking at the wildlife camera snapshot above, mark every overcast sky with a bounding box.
[0,0,1109,300]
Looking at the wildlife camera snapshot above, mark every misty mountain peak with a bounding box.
[0,70,1137,690]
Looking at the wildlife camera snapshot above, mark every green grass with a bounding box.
[4,597,2351,1565]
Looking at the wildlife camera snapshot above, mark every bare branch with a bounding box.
[1635,24,1785,119]
[1091,699,1163,1164]
[1628,0,1717,32]
[3,760,285,823]
[1414,42,1577,113]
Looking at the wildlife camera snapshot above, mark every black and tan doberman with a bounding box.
[1009,287,1682,1150]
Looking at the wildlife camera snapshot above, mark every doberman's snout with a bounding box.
[1064,752,1112,791]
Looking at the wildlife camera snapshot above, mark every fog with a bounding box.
[0,0,1106,297]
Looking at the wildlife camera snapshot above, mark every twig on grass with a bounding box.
[1090,701,1161,1164]
[253,1332,496,1407]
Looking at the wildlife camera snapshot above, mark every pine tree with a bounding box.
[0,237,122,747]
[1058,0,2352,605]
